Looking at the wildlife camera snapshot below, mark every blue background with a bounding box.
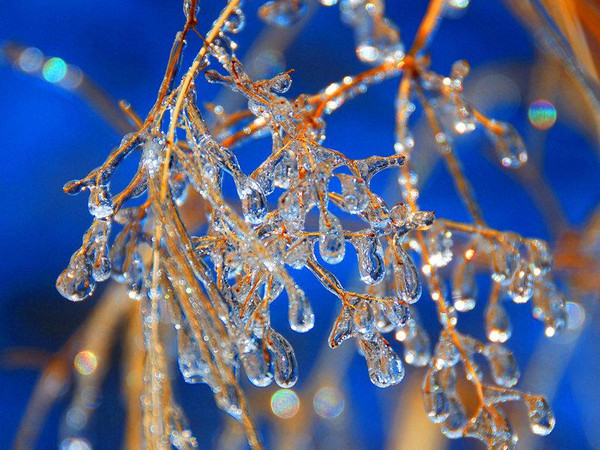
[1,1,599,449]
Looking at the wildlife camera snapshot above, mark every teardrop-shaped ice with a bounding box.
[392,245,422,304]
[88,184,113,219]
[91,251,111,282]
[423,369,449,423]
[273,151,298,189]
[267,331,298,388]
[239,178,267,225]
[374,303,395,333]
[527,239,552,277]
[240,337,273,387]
[491,238,519,285]
[215,384,243,420]
[485,302,512,343]
[354,234,385,285]
[328,307,354,348]
[427,222,453,267]
[386,301,410,327]
[363,341,405,388]
[451,258,476,312]
[441,396,468,439]
[285,237,313,269]
[434,335,460,369]
[353,300,375,335]
[223,7,245,33]
[403,326,431,366]
[507,262,533,303]
[484,344,519,387]
[526,397,555,436]
[338,174,369,213]
[56,254,96,302]
[177,326,209,384]
[288,287,314,332]
[319,212,346,264]
[486,121,528,168]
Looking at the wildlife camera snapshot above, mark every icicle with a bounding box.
[328,307,354,348]
[434,334,459,369]
[337,174,369,213]
[403,325,431,366]
[527,239,552,277]
[427,222,453,267]
[353,234,386,285]
[238,178,268,225]
[392,243,422,304]
[56,253,95,302]
[485,302,512,343]
[423,368,450,423]
[239,337,273,387]
[451,257,476,312]
[177,326,209,384]
[441,396,468,438]
[267,330,298,388]
[319,211,346,264]
[273,151,298,189]
[88,184,113,219]
[353,300,376,335]
[484,344,519,387]
[507,261,533,303]
[362,340,405,387]
[526,397,555,436]
[288,286,314,332]
[486,121,528,168]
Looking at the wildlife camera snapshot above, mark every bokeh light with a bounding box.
[18,47,43,73]
[313,386,345,419]
[42,57,68,83]
[566,301,586,330]
[528,99,557,130]
[60,437,92,450]
[74,350,98,375]
[270,389,300,419]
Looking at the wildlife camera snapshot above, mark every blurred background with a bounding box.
[0,0,599,449]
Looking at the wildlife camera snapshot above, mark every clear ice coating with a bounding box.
[53,0,564,446]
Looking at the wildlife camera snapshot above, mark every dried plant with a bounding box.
[8,0,599,448]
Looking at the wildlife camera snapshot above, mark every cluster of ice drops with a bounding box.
[56,0,562,447]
